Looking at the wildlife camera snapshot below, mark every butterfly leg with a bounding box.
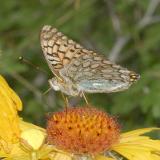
[81,91,89,106]
[43,87,52,95]
[60,92,69,112]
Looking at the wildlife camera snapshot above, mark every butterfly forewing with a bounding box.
[40,25,90,74]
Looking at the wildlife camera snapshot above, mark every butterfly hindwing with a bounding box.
[59,53,139,93]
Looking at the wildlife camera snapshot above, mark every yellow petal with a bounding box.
[19,120,59,159]
[19,119,45,133]
[0,143,28,160]
[0,75,22,152]
[151,154,160,160]
[94,155,115,160]
[49,152,73,160]
[0,75,22,111]
[20,128,46,150]
[113,146,153,160]
[121,128,159,137]
[112,128,160,160]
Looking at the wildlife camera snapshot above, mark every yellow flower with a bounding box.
[46,107,160,160]
[112,128,160,160]
[0,75,160,160]
[0,75,53,160]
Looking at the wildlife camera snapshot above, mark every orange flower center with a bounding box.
[47,107,120,155]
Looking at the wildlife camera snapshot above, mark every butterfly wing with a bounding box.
[60,53,140,93]
[40,25,92,75]
[40,25,139,94]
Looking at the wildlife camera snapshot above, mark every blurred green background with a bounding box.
[0,0,160,130]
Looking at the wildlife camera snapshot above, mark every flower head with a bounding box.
[47,107,120,155]
[47,107,160,160]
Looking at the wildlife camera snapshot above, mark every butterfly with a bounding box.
[40,25,140,97]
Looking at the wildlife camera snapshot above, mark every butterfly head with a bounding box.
[48,78,60,91]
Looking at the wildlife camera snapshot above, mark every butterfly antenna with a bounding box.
[19,56,48,74]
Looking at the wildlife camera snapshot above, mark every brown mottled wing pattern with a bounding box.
[59,53,139,93]
[40,25,92,75]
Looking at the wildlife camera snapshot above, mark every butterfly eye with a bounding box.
[48,78,60,91]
